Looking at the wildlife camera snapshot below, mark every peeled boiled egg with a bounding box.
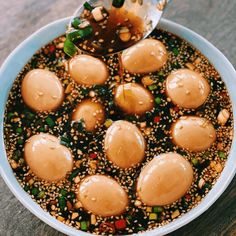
[69,55,109,86]
[137,153,193,206]
[77,175,128,217]
[171,116,216,152]
[104,120,145,168]
[72,99,105,131]
[24,133,73,182]
[121,39,168,74]
[166,69,210,109]
[21,69,64,112]
[114,83,154,115]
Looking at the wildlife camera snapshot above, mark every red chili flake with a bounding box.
[115,219,126,230]
[154,116,161,123]
[173,106,179,112]
[99,222,115,234]
[89,153,97,159]
[49,45,56,53]
[185,194,191,201]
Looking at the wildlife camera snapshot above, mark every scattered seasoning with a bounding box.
[4,29,233,235]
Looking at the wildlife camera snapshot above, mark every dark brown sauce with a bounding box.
[76,7,144,55]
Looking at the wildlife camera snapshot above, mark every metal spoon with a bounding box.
[68,0,170,55]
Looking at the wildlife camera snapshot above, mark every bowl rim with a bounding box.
[0,17,236,236]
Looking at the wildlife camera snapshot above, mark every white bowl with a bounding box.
[0,17,236,236]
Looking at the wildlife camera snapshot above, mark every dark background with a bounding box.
[0,0,236,235]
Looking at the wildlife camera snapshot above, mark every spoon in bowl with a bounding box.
[65,0,170,57]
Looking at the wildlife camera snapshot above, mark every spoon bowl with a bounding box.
[68,0,169,55]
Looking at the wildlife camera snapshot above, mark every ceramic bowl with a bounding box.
[0,17,236,236]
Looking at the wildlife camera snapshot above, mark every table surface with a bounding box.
[0,0,236,235]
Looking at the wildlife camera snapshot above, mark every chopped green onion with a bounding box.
[45,117,55,128]
[16,127,23,134]
[148,84,158,91]
[59,189,67,197]
[25,111,35,120]
[67,26,93,42]
[153,206,164,213]
[203,182,212,190]
[112,0,125,8]
[81,221,88,231]
[71,17,81,29]
[37,191,45,199]
[137,227,145,231]
[7,112,15,120]
[191,158,199,167]
[155,97,162,105]
[68,169,80,181]
[83,2,94,11]
[172,48,179,56]
[24,185,30,192]
[31,187,39,196]
[12,150,21,161]
[39,127,45,132]
[17,137,24,145]
[63,39,77,57]
[60,135,70,147]
[218,151,226,159]
[77,119,85,132]
[68,192,76,200]
[58,196,66,211]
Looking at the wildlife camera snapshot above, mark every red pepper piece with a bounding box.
[154,116,161,123]
[115,219,126,230]
[49,45,56,53]
[89,153,97,159]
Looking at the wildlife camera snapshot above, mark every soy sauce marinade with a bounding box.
[4,29,233,235]
[66,2,144,55]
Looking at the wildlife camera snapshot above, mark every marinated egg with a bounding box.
[171,116,216,152]
[114,83,154,115]
[72,99,105,131]
[104,120,145,168]
[77,175,128,217]
[166,69,210,109]
[137,153,193,206]
[121,39,168,74]
[21,69,64,112]
[24,133,73,182]
[69,55,109,86]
